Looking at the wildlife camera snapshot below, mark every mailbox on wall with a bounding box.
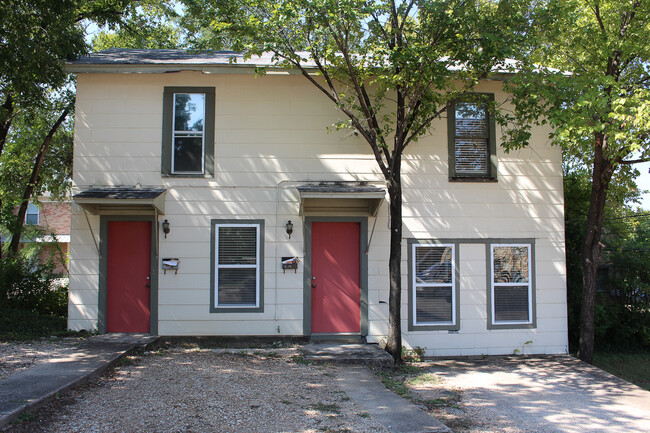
[281,257,299,273]
[162,258,179,274]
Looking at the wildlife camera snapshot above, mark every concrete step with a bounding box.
[301,342,394,366]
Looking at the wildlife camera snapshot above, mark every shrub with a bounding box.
[0,256,67,317]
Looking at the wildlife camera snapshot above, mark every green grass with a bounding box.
[310,403,341,414]
[406,372,442,386]
[592,351,650,391]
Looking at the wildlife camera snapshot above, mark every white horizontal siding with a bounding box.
[68,71,568,355]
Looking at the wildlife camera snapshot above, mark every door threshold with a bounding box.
[310,334,366,343]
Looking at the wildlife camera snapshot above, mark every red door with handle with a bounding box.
[106,221,151,333]
[311,222,361,333]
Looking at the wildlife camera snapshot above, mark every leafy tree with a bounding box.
[182,0,528,362]
[563,159,640,349]
[504,0,650,363]
[91,2,181,50]
[0,0,173,254]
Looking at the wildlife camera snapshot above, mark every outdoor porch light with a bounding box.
[286,220,293,239]
[162,219,171,238]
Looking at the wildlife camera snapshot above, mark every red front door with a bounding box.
[311,222,361,333]
[106,221,151,333]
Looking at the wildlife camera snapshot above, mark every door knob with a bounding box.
[146,276,151,288]
[311,276,316,288]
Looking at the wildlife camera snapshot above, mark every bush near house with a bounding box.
[0,256,68,339]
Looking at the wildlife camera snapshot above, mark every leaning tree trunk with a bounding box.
[578,132,614,364]
[385,154,403,364]
[8,105,70,255]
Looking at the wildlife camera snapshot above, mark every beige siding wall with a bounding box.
[69,71,567,355]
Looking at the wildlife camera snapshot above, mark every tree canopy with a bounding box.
[504,0,650,362]
[182,0,530,362]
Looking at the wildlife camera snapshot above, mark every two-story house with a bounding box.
[66,49,568,356]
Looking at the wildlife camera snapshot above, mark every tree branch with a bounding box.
[619,158,650,165]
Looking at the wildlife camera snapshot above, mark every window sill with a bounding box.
[162,173,214,179]
[488,322,536,330]
[408,323,460,332]
[210,306,264,314]
[449,176,497,183]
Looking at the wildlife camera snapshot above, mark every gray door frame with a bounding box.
[98,215,158,335]
[302,216,368,337]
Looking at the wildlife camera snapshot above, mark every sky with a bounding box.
[636,161,650,209]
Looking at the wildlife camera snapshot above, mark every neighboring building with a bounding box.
[65,49,568,356]
[17,199,71,276]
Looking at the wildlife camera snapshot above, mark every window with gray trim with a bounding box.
[412,243,456,326]
[448,95,497,180]
[490,243,532,325]
[162,87,215,178]
[211,220,264,312]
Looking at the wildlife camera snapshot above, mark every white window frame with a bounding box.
[490,243,533,326]
[25,202,39,225]
[171,92,206,175]
[214,223,260,309]
[412,242,456,327]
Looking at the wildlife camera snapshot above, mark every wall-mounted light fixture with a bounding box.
[162,219,171,238]
[286,220,293,239]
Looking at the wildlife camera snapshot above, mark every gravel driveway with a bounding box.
[6,348,390,433]
[417,356,650,433]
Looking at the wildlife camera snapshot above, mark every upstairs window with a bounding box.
[173,93,205,173]
[25,203,39,225]
[448,95,497,181]
[162,87,215,178]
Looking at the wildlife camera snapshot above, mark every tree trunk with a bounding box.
[0,93,13,156]
[8,105,71,255]
[578,132,614,364]
[385,157,403,364]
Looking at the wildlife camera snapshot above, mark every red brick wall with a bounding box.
[37,201,71,235]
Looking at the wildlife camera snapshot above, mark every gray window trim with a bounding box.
[162,87,215,178]
[210,219,265,313]
[448,93,497,182]
[408,239,460,331]
[487,240,537,329]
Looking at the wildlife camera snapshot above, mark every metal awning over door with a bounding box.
[297,183,385,216]
[73,187,167,214]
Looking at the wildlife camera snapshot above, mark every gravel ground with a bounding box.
[6,348,390,433]
[0,338,83,380]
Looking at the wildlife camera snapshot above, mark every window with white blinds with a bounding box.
[491,244,532,325]
[214,223,261,308]
[454,102,488,175]
[412,243,456,326]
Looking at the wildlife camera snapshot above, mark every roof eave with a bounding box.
[64,63,317,75]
